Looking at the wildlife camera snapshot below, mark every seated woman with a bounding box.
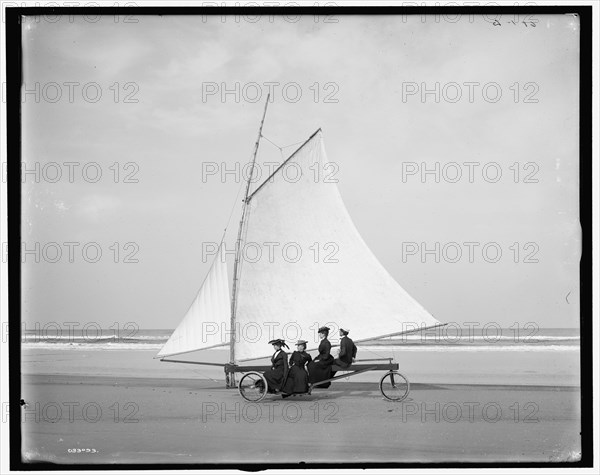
[281,340,312,397]
[307,326,334,388]
[262,339,289,393]
[331,327,357,379]
[334,327,357,368]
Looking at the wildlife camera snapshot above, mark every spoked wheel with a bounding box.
[238,372,268,402]
[379,371,410,402]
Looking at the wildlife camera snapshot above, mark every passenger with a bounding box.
[307,326,334,388]
[281,340,312,397]
[331,328,357,379]
[262,339,289,393]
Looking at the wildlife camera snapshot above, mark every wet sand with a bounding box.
[20,348,581,464]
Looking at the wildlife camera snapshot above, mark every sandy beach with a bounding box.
[19,347,581,464]
[8,1,589,467]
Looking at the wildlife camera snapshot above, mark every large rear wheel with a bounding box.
[379,371,410,402]
[238,372,268,402]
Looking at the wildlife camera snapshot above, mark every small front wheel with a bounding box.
[238,372,268,402]
[379,371,410,402]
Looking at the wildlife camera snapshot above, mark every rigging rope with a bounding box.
[221,133,308,242]
[281,140,306,149]
[190,368,223,383]
[260,134,282,151]
[261,135,307,160]
[362,343,395,361]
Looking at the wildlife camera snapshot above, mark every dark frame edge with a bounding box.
[577,3,594,470]
[6,7,23,473]
[5,3,594,471]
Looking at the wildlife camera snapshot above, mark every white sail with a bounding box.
[157,244,230,358]
[233,130,442,361]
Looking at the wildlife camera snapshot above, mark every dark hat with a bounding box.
[318,326,330,333]
[339,328,350,335]
[296,340,308,346]
[268,339,289,349]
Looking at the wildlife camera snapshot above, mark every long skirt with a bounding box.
[307,359,333,388]
[281,365,309,394]
[263,368,285,392]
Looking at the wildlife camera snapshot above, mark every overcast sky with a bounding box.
[20,13,580,330]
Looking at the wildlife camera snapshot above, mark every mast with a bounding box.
[229,94,270,369]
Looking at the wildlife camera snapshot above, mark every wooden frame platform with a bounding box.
[224,360,399,374]
[161,358,400,390]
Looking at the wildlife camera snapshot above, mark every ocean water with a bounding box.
[21,326,580,352]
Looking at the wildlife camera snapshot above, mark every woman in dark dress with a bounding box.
[262,339,289,393]
[281,340,312,396]
[307,326,334,388]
